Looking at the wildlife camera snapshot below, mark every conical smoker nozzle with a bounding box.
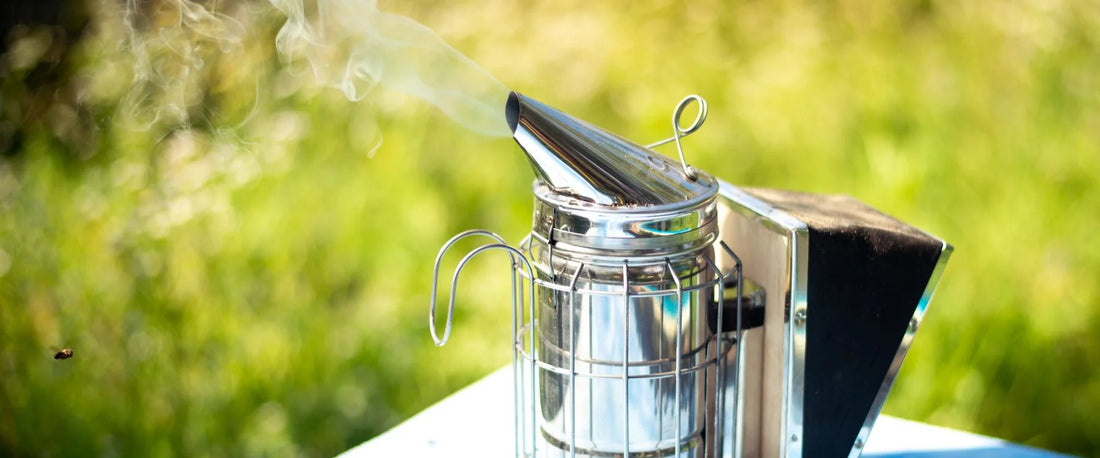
[506,91,716,207]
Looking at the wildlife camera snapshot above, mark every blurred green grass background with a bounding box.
[1,0,1098,456]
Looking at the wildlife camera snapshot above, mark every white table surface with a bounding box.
[341,367,1067,458]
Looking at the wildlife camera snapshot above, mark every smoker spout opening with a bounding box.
[505,91,520,133]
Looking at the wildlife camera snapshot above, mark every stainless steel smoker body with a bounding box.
[430,92,952,458]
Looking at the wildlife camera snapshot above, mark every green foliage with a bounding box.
[1,0,1098,456]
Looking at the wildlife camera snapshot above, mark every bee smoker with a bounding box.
[430,92,952,458]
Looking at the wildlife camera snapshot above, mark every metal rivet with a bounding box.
[908,318,919,333]
[855,438,864,449]
[646,155,668,171]
[794,311,806,325]
[791,434,799,442]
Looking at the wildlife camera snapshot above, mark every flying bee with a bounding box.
[51,347,74,360]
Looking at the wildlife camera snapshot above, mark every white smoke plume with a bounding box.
[267,0,510,137]
[118,0,510,137]
[119,0,251,129]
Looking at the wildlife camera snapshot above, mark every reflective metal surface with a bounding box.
[714,181,809,458]
[530,251,716,457]
[503,91,735,457]
[524,170,727,456]
[507,91,717,207]
[428,92,742,458]
[430,91,953,458]
[531,184,719,257]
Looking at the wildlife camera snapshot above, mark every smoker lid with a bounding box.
[506,91,718,208]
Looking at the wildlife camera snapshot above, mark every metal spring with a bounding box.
[647,94,708,181]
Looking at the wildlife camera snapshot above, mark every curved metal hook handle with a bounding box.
[429,230,510,346]
[647,94,708,181]
[432,242,536,347]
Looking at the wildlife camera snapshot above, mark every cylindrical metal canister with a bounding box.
[520,182,723,457]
